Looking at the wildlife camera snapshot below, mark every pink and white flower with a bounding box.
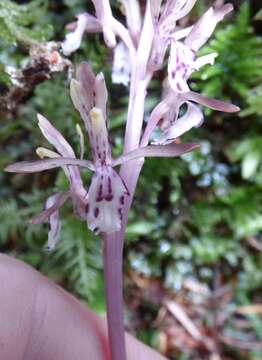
[6,63,198,247]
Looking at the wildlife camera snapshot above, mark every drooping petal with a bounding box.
[112,42,131,86]
[185,91,240,112]
[153,102,204,145]
[44,193,62,251]
[85,166,129,234]
[168,40,195,93]
[184,4,233,51]
[5,158,95,173]
[113,143,199,166]
[62,13,89,56]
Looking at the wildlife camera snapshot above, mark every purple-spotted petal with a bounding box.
[62,13,89,56]
[44,193,62,251]
[184,4,233,51]
[153,102,203,145]
[185,91,240,112]
[113,143,199,166]
[5,158,95,173]
[85,166,129,234]
[168,40,195,93]
[112,42,131,86]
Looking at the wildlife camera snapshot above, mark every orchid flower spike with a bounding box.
[5,62,198,248]
[168,4,233,93]
[149,0,198,70]
[141,2,239,146]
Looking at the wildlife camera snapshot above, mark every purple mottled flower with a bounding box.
[149,0,198,70]
[6,62,197,247]
[168,4,233,93]
[138,2,239,146]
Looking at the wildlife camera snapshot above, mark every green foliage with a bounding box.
[241,85,262,117]
[0,0,53,46]
[229,137,262,180]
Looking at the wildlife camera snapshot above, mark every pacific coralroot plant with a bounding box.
[5,1,240,359]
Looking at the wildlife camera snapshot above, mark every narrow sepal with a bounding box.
[37,114,76,158]
[185,91,240,112]
[5,158,95,173]
[113,143,199,166]
[30,191,70,225]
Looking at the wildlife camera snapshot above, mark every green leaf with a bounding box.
[242,152,261,179]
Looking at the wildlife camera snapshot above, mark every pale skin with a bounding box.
[0,254,167,360]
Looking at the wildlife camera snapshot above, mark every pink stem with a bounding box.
[102,4,154,358]
[102,159,144,360]
[103,230,125,360]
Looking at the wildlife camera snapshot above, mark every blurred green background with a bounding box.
[0,1,261,359]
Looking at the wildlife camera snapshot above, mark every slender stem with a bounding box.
[102,4,154,359]
[102,159,144,360]
[103,230,125,360]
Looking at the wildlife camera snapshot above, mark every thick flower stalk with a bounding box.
[6,1,240,360]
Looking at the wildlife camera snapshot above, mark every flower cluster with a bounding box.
[6,62,196,249]
[6,1,239,250]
